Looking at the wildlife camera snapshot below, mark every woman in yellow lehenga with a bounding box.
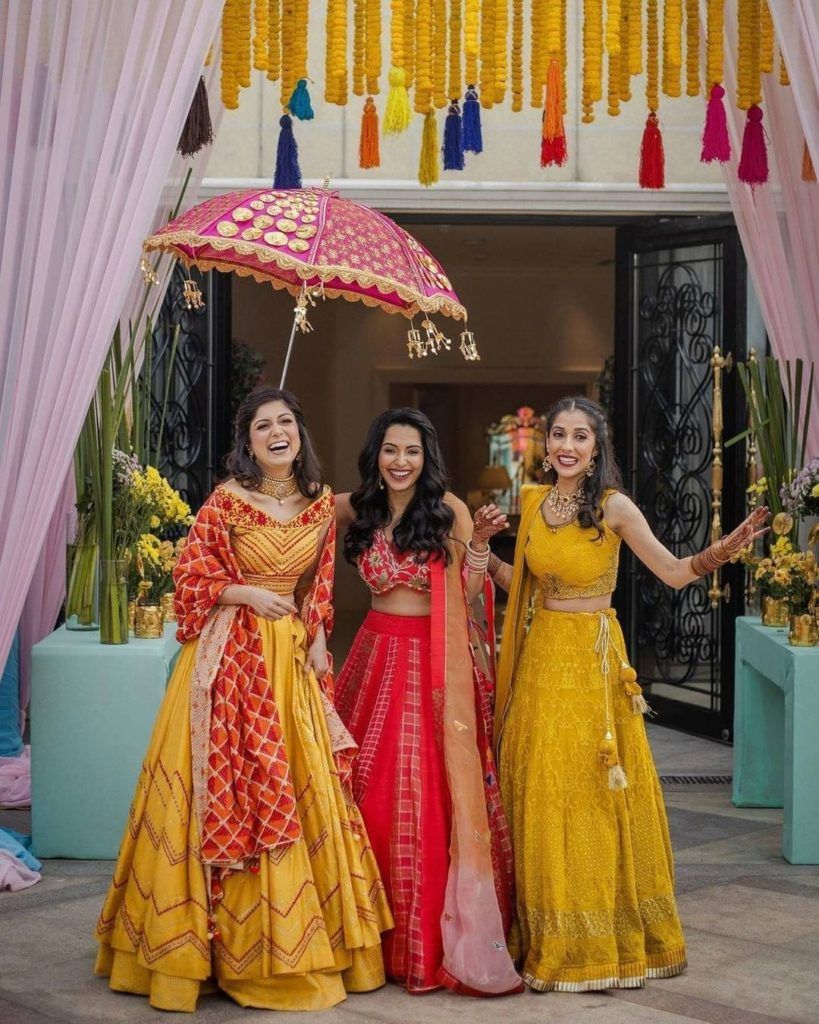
[486,396,768,993]
[95,387,392,1012]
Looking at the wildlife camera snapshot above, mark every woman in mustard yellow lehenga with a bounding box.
[487,396,768,993]
[95,387,392,1012]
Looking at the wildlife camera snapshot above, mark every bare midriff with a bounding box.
[371,586,432,617]
[540,593,613,613]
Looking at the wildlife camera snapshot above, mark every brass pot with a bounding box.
[761,596,789,627]
[788,612,818,647]
[134,604,164,639]
[160,592,177,622]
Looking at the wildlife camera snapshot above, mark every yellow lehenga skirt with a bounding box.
[499,608,686,992]
[95,615,392,1012]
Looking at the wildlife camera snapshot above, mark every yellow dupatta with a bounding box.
[493,484,549,754]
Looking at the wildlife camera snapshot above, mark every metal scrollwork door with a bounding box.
[614,219,747,740]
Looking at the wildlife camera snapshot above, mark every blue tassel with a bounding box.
[273,115,302,189]
[443,100,465,170]
[463,85,483,154]
[288,78,314,121]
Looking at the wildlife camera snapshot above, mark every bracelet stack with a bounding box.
[487,552,502,580]
[691,538,729,577]
[465,540,491,574]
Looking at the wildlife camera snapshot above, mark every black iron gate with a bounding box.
[613,219,748,740]
[149,265,233,508]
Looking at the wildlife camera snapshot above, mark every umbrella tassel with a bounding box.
[737,105,768,188]
[274,114,302,189]
[463,85,483,153]
[288,79,314,121]
[443,101,465,171]
[384,67,411,135]
[418,108,439,187]
[178,76,213,158]
[359,97,380,168]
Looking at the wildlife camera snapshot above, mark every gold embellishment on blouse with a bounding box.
[535,567,618,602]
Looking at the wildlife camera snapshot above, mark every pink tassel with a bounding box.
[738,105,769,187]
[701,83,731,163]
[639,112,665,189]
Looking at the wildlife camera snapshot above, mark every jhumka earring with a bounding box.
[378,477,385,490]
[246,444,257,462]
[542,453,552,472]
[586,457,597,477]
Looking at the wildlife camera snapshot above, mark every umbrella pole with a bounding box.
[279,310,300,389]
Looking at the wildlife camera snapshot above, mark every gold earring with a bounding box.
[378,476,385,490]
[586,457,597,477]
[542,453,552,472]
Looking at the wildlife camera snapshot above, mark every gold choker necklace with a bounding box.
[258,472,297,504]
[547,484,582,520]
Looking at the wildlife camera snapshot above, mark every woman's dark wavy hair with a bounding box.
[223,385,322,497]
[543,395,623,540]
[344,408,455,565]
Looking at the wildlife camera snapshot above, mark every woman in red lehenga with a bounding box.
[334,408,521,996]
[95,387,392,1012]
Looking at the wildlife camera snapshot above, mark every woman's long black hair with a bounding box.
[223,385,323,497]
[543,395,623,540]
[344,408,454,565]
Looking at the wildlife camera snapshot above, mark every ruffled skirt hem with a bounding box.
[522,948,688,993]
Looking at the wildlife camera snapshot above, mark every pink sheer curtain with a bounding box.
[0,1,223,680]
[715,0,819,454]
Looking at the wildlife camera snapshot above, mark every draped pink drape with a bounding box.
[0,1,223,681]
[716,0,819,455]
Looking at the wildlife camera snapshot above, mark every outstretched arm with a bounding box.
[605,492,769,589]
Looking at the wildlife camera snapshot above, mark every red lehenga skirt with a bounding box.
[335,609,516,994]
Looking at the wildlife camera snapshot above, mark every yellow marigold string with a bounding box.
[493,0,508,104]
[608,34,621,114]
[326,0,348,106]
[415,0,433,113]
[706,0,724,86]
[237,0,252,90]
[737,0,761,110]
[511,0,523,111]
[354,0,366,95]
[282,0,296,105]
[628,0,642,76]
[663,0,682,98]
[646,0,659,113]
[253,0,269,71]
[403,0,416,88]
[606,0,621,56]
[267,0,281,83]
[465,0,479,86]
[530,0,546,108]
[760,1,774,74]
[582,0,603,123]
[221,0,241,110]
[685,0,699,96]
[449,0,463,101]
[433,0,447,108]
[480,0,496,109]
[293,0,308,81]
[779,50,789,86]
[391,0,404,68]
[365,0,381,93]
[618,0,631,102]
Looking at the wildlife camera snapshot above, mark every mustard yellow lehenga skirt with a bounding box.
[500,608,687,992]
[95,615,392,1012]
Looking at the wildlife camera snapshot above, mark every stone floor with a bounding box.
[1,725,817,1024]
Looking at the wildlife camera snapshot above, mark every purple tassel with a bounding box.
[443,100,465,170]
[463,85,483,154]
[273,114,302,189]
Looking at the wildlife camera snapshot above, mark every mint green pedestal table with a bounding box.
[733,616,819,864]
[30,624,181,859]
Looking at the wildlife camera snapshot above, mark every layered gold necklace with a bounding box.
[546,484,583,521]
[258,472,297,504]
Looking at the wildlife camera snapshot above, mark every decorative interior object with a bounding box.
[160,592,177,623]
[788,612,818,647]
[760,596,789,628]
[485,406,547,515]
[476,464,513,504]
[134,604,164,639]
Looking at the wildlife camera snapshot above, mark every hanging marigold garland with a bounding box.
[702,0,729,163]
[253,0,269,71]
[464,0,479,90]
[663,0,682,99]
[353,0,366,96]
[404,0,416,89]
[385,0,411,133]
[267,0,281,83]
[221,0,241,110]
[737,0,768,186]
[542,0,566,166]
[530,0,546,109]
[511,0,523,112]
[685,0,699,97]
[449,0,463,101]
[480,0,496,110]
[282,0,296,106]
[618,0,632,103]
[582,0,603,124]
[293,0,309,83]
[324,0,347,106]
[433,0,448,108]
[760,1,774,74]
[365,0,382,93]
[640,0,665,188]
[415,0,433,113]
[607,0,622,118]
[493,0,508,105]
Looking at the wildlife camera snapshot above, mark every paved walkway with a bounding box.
[1,725,816,1024]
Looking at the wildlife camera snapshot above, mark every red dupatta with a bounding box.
[174,487,340,867]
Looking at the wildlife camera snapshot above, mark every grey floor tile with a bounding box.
[667,807,772,851]
[678,883,819,946]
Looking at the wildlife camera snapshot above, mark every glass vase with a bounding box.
[100,559,129,645]
[65,541,99,630]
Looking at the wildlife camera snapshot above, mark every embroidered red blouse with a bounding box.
[357,529,432,595]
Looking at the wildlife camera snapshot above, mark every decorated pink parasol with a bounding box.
[143,186,478,385]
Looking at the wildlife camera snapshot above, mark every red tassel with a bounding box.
[738,105,768,187]
[541,133,567,167]
[639,112,665,189]
[802,140,816,183]
[701,83,731,163]
[359,97,380,169]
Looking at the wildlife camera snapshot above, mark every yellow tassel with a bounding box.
[418,108,439,186]
[609,764,629,790]
[599,731,628,789]
[384,67,411,134]
[619,664,637,683]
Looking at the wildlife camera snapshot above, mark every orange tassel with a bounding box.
[541,57,567,168]
[359,96,380,168]
[802,140,817,183]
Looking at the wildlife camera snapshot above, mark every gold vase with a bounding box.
[761,596,789,627]
[127,600,136,633]
[160,592,177,622]
[788,612,818,647]
[134,604,164,639]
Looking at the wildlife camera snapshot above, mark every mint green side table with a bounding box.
[733,616,819,864]
[30,624,181,859]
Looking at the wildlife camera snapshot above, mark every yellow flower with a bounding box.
[150,515,160,529]
[812,483,819,498]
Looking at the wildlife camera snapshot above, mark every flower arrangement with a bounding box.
[781,457,819,519]
[135,535,187,597]
[753,536,816,612]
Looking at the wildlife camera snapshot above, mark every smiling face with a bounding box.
[546,409,598,486]
[248,400,302,476]
[378,423,424,495]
